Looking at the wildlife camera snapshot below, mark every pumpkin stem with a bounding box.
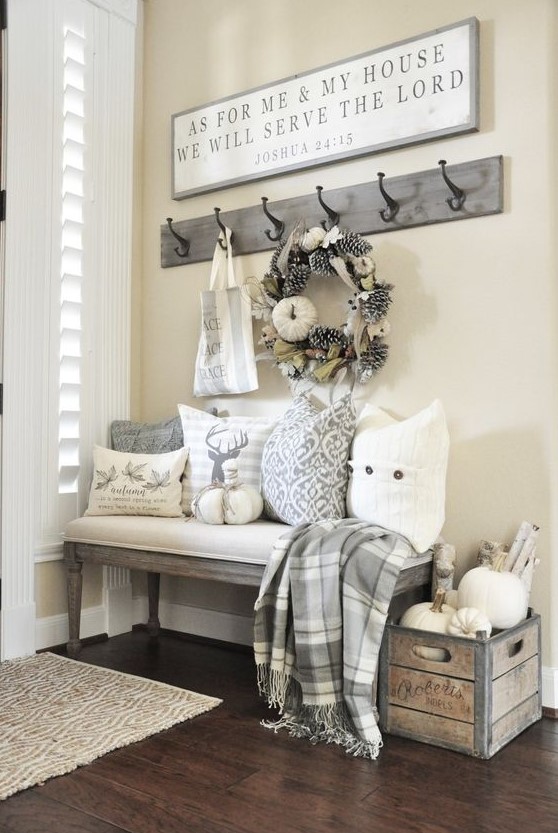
[430,588,446,613]
[290,303,296,319]
[223,461,239,487]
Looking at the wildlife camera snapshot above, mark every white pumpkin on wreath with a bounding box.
[271,296,318,342]
[249,219,394,384]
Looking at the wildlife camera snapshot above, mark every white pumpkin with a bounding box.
[301,226,326,252]
[457,566,528,630]
[400,589,456,661]
[192,486,224,525]
[448,607,492,639]
[191,462,263,525]
[272,296,318,342]
[223,464,264,525]
[444,588,459,609]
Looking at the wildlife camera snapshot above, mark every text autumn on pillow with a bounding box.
[85,446,189,517]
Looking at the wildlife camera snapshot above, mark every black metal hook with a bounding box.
[261,197,285,241]
[438,159,466,211]
[377,172,400,223]
[316,186,340,231]
[214,207,233,250]
[166,217,190,258]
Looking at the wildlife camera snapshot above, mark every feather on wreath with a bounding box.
[249,220,393,384]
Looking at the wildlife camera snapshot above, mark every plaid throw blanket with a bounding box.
[254,518,413,759]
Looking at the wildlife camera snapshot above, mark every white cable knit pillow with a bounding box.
[346,400,449,552]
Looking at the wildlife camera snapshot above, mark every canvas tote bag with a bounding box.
[193,225,258,396]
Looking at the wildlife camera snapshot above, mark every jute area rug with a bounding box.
[0,652,221,801]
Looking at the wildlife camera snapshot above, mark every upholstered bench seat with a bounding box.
[63,515,433,657]
[64,515,286,564]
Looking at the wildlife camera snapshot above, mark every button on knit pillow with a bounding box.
[346,399,449,552]
[261,394,356,525]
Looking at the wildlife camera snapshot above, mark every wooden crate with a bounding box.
[378,610,542,758]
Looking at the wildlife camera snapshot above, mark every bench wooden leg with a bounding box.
[147,572,161,637]
[65,543,83,657]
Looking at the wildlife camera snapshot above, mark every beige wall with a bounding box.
[36,561,102,620]
[138,0,558,666]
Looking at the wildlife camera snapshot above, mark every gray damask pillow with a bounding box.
[111,416,184,454]
[261,394,356,525]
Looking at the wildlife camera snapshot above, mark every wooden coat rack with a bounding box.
[161,155,503,268]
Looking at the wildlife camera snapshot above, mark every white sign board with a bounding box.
[172,18,478,199]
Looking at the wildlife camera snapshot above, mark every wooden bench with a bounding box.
[63,515,433,658]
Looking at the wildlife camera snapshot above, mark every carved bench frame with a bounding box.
[64,540,432,658]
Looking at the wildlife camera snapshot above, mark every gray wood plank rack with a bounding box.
[161,155,503,268]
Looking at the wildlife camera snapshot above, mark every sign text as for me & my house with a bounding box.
[171,18,478,199]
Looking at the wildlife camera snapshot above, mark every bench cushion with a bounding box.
[64,516,289,566]
[64,515,433,575]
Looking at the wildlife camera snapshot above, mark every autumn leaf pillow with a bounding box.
[85,445,189,517]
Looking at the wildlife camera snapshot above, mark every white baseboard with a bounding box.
[35,598,558,713]
[35,604,106,652]
[133,598,558,711]
[1,602,37,660]
[132,596,253,646]
[103,582,133,638]
[542,666,558,711]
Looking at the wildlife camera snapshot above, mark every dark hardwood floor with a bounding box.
[1,630,557,833]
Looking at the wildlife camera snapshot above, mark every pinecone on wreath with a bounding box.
[336,231,373,258]
[307,324,348,351]
[268,239,287,278]
[283,263,311,297]
[308,247,335,276]
[357,340,390,381]
[360,282,394,323]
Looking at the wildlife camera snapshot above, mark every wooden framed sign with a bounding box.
[172,17,479,200]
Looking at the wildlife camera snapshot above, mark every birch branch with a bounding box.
[519,556,540,596]
[511,524,539,576]
[477,540,505,568]
[431,542,456,599]
[503,521,536,572]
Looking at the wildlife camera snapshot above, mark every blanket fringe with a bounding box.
[257,663,287,709]
[262,703,382,761]
[257,665,382,760]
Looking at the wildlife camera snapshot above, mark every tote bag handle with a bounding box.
[208,225,237,290]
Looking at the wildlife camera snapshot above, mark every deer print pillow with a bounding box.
[178,404,277,515]
[85,445,189,517]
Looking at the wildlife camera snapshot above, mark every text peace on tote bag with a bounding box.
[193,226,258,396]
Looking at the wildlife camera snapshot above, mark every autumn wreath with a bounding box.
[251,221,393,384]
